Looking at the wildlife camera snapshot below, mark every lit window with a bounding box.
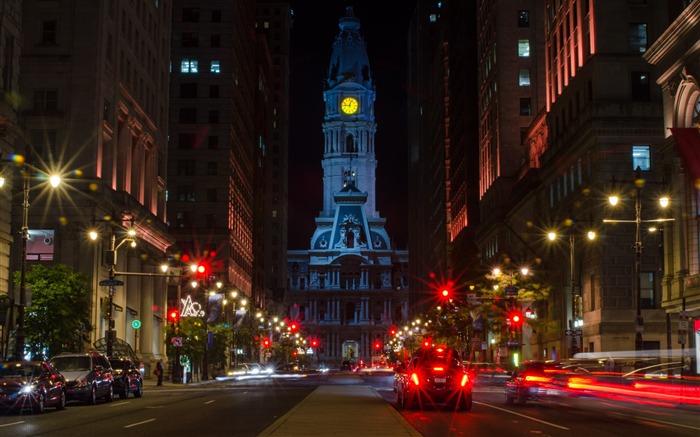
[632,145,651,171]
[429,14,437,22]
[629,23,647,53]
[519,69,530,86]
[211,61,220,74]
[181,58,198,73]
[518,40,530,57]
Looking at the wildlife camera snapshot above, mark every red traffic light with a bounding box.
[389,326,397,336]
[289,322,298,332]
[509,311,523,329]
[262,338,271,348]
[168,310,179,322]
[374,341,382,350]
[310,339,319,348]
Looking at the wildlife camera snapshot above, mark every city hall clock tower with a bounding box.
[320,6,378,218]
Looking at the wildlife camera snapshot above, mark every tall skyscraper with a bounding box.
[286,7,409,365]
[168,1,260,304]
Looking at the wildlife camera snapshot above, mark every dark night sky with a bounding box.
[287,1,415,250]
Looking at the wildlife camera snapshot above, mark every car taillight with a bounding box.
[433,366,444,372]
[524,375,552,383]
[410,373,420,386]
[460,374,470,387]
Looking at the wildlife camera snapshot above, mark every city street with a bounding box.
[1,372,698,437]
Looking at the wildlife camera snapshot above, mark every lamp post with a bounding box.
[548,225,596,358]
[90,218,136,357]
[1,160,61,361]
[604,167,673,352]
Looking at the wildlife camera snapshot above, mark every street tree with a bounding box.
[15,263,92,360]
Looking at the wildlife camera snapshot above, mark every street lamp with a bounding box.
[604,167,673,352]
[547,223,596,357]
[1,158,61,360]
[89,218,137,357]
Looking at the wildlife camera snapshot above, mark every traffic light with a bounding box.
[509,311,523,330]
[310,339,319,348]
[289,322,298,333]
[262,338,271,348]
[389,326,397,337]
[374,340,382,351]
[437,280,455,301]
[168,310,179,323]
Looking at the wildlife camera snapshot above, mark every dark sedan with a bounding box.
[396,346,473,411]
[0,361,66,413]
[108,356,143,399]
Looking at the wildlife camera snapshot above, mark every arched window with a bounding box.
[346,134,355,153]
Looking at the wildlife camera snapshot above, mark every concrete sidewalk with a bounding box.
[258,384,422,437]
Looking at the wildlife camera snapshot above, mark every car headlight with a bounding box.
[19,384,37,395]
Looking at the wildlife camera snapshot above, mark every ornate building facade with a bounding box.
[286,7,409,366]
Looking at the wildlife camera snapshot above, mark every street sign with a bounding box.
[506,339,520,347]
[172,336,183,347]
[131,320,141,329]
[99,279,124,287]
[505,286,518,297]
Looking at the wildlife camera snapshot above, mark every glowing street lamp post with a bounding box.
[0,161,61,360]
[604,168,673,352]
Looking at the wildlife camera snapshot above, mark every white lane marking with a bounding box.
[109,401,130,407]
[475,401,570,430]
[124,418,156,428]
[608,411,700,431]
[204,399,215,404]
[0,421,25,428]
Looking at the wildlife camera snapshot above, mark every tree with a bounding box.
[14,263,92,360]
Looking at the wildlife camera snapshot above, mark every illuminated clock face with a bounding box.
[340,97,359,115]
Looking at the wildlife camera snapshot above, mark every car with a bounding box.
[505,361,569,405]
[0,361,67,413]
[464,362,511,386]
[395,346,473,411]
[49,351,114,404]
[340,360,356,372]
[108,356,143,399]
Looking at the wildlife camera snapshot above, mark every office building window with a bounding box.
[177,186,195,202]
[210,61,221,73]
[207,162,218,176]
[41,20,57,44]
[518,10,529,27]
[208,110,219,123]
[212,10,221,22]
[181,32,199,48]
[206,188,217,202]
[210,85,219,98]
[519,69,531,86]
[178,133,196,149]
[181,58,198,73]
[182,8,199,22]
[518,40,530,57]
[631,72,650,101]
[180,83,197,98]
[632,145,651,171]
[640,271,655,308]
[211,35,220,48]
[177,159,195,175]
[179,108,196,123]
[208,135,219,149]
[519,97,532,115]
[34,89,58,112]
[629,23,647,53]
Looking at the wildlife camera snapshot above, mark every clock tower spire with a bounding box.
[321,6,378,218]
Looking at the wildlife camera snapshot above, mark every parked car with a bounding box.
[0,361,66,413]
[108,356,143,399]
[396,346,473,411]
[505,361,569,405]
[49,351,114,405]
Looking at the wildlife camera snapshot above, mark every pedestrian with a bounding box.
[156,359,164,386]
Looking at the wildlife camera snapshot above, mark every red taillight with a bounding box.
[460,374,470,387]
[433,366,444,372]
[410,373,420,386]
[524,375,552,383]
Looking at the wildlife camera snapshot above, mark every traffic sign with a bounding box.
[505,286,518,297]
[99,279,124,287]
[172,336,183,347]
[131,320,141,329]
